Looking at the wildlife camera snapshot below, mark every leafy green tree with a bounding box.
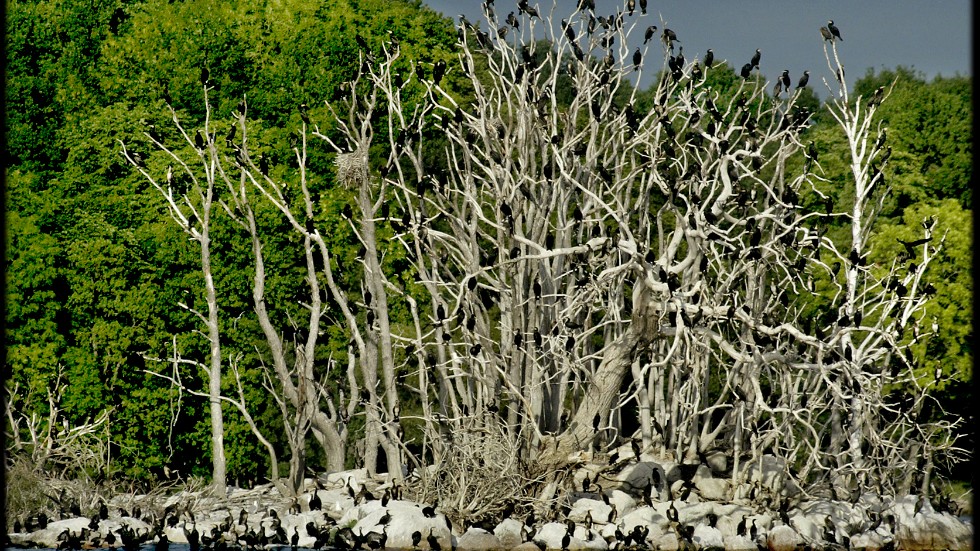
[854,67,972,207]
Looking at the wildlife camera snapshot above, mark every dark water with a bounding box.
[6,547,346,551]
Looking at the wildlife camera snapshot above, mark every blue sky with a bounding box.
[419,0,971,95]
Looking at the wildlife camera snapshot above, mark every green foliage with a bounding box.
[871,201,973,386]
[854,67,972,207]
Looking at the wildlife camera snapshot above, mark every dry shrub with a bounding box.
[5,455,49,527]
[409,415,539,527]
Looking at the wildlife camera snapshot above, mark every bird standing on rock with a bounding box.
[427,528,442,551]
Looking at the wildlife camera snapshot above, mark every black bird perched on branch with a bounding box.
[797,70,810,89]
[827,20,842,41]
[432,60,447,85]
[740,63,752,79]
[779,69,791,91]
[703,48,713,68]
[561,19,575,41]
[662,27,678,49]
[868,86,884,108]
[632,47,642,70]
[820,25,833,41]
[750,48,761,69]
[517,0,539,19]
[643,25,657,44]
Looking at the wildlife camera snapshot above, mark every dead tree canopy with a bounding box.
[319,2,959,502]
[120,0,964,515]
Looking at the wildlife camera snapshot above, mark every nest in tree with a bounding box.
[335,151,367,188]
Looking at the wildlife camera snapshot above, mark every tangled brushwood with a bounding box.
[408,414,541,528]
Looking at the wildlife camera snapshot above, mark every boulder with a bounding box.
[493,518,526,548]
[617,461,668,500]
[607,490,636,520]
[894,508,973,551]
[766,524,801,551]
[695,476,731,501]
[455,527,503,550]
[735,455,802,498]
[534,521,587,551]
[17,517,92,549]
[691,524,724,549]
[567,498,611,524]
[347,499,451,550]
[849,529,895,551]
[723,534,760,551]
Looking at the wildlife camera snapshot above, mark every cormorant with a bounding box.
[643,25,657,44]
[561,19,575,41]
[779,69,791,91]
[868,86,884,108]
[827,20,842,41]
[632,47,642,71]
[750,48,761,69]
[517,0,539,19]
[820,26,834,41]
[427,529,442,551]
[740,63,752,79]
[797,70,810,89]
[703,48,713,68]
[411,530,422,548]
[897,237,931,258]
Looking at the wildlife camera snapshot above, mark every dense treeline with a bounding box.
[4,0,971,494]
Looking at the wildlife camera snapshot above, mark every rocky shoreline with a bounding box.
[7,448,973,551]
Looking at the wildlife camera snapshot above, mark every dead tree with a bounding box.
[121,83,227,494]
[322,0,963,505]
[123,91,359,482]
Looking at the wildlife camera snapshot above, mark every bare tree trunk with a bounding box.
[200,214,227,495]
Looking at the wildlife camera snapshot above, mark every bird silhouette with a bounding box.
[897,237,931,258]
[427,529,442,551]
[827,20,842,41]
[643,25,657,44]
[797,70,810,89]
